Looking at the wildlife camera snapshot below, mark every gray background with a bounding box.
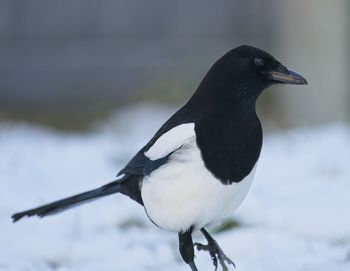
[0,0,348,129]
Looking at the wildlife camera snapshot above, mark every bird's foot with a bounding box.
[194,239,235,271]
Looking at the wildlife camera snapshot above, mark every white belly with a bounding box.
[141,138,257,232]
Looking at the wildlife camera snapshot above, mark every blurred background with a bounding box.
[0,0,348,130]
[1,1,350,271]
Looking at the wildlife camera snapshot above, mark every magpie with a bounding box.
[12,45,307,271]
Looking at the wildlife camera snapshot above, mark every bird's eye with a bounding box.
[254,57,265,67]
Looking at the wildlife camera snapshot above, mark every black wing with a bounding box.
[117,105,193,180]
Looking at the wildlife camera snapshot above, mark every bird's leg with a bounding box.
[194,228,235,271]
[178,227,198,271]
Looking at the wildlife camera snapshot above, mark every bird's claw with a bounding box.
[194,241,235,271]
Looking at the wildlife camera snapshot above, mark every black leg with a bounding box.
[194,228,235,271]
[178,228,198,271]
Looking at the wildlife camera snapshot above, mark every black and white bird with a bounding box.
[12,45,307,271]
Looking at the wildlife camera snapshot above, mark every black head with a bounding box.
[227,45,307,84]
[193,45,307,107]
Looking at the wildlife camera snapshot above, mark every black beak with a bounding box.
[265,65,308,85]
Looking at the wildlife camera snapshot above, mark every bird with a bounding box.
[12,45,307,271]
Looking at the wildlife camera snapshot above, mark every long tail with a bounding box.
[12,180,123,222]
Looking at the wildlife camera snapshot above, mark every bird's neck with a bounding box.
[187,67,264,118]
[187,85,261,119]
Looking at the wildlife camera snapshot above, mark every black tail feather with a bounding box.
[12,180,123,222]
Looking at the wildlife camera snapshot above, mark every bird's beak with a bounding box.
[265,65,308,85]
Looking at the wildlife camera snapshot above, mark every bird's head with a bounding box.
[234,45,307,84]
[196,45,307,106]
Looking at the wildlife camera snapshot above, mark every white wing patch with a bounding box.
[145,123,195,160]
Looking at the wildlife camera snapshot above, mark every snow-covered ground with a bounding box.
[1,104,349,271]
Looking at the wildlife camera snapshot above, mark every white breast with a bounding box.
[141,124,257,232]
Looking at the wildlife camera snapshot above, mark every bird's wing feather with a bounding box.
[117,106,194,179]
[144,123,195,160]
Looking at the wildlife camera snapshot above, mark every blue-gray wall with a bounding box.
[0,0,348,128]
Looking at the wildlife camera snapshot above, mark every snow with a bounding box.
[1,103,350,271]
